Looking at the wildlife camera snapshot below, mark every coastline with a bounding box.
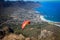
[40,15,60,27]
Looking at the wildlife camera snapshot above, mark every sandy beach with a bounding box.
[40,15,60,27]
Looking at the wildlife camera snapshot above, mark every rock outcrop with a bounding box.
[38,29,55,40]
[3,34,25,40]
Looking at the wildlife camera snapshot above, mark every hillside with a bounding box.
[0,1,60,40]
[0,1,40,25]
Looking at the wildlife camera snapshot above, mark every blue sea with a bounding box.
[35,1,60,22]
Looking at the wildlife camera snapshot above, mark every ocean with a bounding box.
[35,1,60,22]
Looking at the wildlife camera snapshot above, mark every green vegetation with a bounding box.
[2,22,49,37]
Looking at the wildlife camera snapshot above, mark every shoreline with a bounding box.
[40,15,60,27]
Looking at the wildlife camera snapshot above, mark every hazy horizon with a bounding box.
[4,0,60,2]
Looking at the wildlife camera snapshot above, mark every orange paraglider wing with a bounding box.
[21,20,30,30]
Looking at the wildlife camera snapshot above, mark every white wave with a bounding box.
[40,15,60,27]
[40,15,54,22]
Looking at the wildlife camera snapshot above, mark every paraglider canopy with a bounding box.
[21,20,30,30]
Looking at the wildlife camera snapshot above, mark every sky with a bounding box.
[5,0,60,1]
[24,0,60,1]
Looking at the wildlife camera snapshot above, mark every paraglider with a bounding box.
[21,20,30,30]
